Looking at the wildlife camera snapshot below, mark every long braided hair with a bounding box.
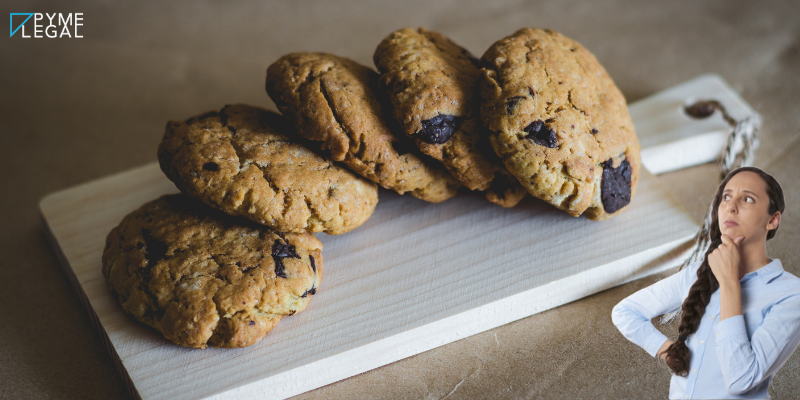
[663,166,785,376]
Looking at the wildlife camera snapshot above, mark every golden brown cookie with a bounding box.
[373,28,526,207]
[102,194,322,349]
[158,104,378,234]
[479,28,641,220]
[266,52,461,203]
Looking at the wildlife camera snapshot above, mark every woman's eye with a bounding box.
[723,195,730,201]
[746,197,754,203]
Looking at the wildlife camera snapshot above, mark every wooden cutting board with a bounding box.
[42,74,755,399]
[41,165,695,399]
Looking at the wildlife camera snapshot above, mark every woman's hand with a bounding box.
[657,340,673,360]
[710,234,745,321]
[708,234,744,289]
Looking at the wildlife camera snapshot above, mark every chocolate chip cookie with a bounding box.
[158,104,378,234]
[479,28,641,220]
[266,52,462,203]
[102,194,322,349]
[373,28,526,207]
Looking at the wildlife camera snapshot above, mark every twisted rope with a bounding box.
[660,100,761,325]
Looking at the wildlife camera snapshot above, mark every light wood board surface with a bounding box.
[40,162,696,399]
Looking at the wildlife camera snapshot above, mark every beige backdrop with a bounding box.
[1,0,798,398]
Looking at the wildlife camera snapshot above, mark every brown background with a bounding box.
[1,0,798,398]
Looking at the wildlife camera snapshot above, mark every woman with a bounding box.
[612,167,799,399]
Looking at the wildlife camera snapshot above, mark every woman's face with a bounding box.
[717,171,779,244]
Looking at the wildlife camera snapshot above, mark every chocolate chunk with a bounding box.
[300,286,317,298]
[202,162,219,172]
[591,128,598,134]
[505,96,526,115]
[271,241,300,279]
[140,229,168,281]
[523,120,558,148]
[273,264,286,279]
[309,255,316,273]
[249,321,255,326]
[600,159,632,213]
[684,101,716,119]
[528,86,536,97]
[141,229,168,267]
[416,115,460,144]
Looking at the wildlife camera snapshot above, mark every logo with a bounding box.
[9,13,83,38]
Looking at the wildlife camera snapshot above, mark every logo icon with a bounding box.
[10,13,33,37]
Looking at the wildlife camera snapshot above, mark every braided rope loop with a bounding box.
[659,101,761,325]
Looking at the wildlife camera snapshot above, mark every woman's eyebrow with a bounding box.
[721,188,760,198]
[742,190,760,198]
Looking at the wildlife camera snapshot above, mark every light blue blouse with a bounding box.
[612,259,800,399]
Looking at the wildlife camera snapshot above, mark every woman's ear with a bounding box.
[767,212,781,230]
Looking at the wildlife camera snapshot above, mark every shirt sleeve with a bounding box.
[612,264,695,357]
[715,284,800,395]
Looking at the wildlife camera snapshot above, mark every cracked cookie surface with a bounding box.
[266,52,461,203]
[158,104,378,234]
[479,28,641,220]
[102,194,323,349]
[373,28,526,207]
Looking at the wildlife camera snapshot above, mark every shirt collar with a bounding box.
[747,259,784,284]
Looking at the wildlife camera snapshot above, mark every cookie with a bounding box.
[158,104,378,235]
[479,28,641,220]
[373,28,526,207]
[266,52,462,203]
[102,194,322,349]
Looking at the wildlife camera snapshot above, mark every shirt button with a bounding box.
[700,340,705,344]
[710,315,715,320]
[685,396,689,399]
[693,369,697,373]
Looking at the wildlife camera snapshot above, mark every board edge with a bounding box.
[41,212,143,400]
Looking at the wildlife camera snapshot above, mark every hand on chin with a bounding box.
[721,225,744,242]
